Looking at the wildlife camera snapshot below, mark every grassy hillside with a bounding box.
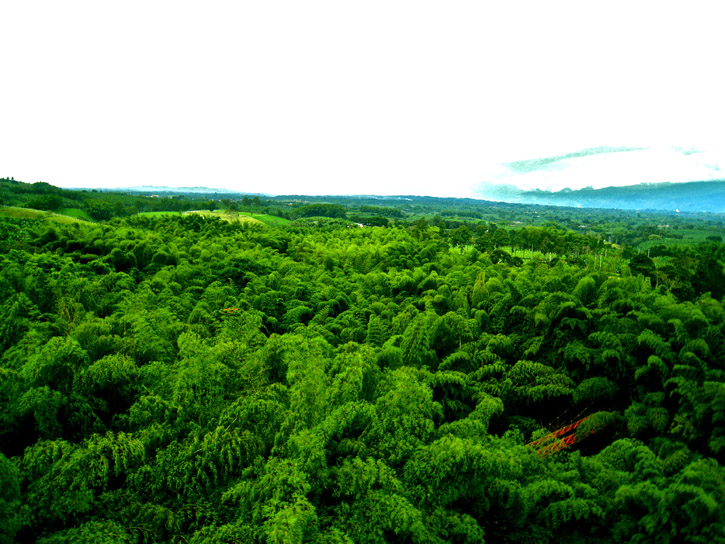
[0,206,92,224]
[186,209,266,225]
[56,207,93,220]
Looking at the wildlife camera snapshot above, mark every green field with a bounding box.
[186,209,264,225]
[136,211,182,217]
[134,209,289,226]
[241,212,291,227]
[184,209,290,226]
[0,206,91,224]
[57,207,93,220]
[673,228,724,242]
[636,228,725,251]
[0,206,48,219]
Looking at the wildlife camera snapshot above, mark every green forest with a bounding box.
[1,178,725,543]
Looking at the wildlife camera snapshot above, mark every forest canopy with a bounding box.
[1,179,724,542]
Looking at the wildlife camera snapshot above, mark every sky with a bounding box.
[2,1,724,198]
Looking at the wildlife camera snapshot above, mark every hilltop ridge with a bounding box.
[480,179,725,213]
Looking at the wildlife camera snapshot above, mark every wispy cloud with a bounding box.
[504,146,647,174]
[474,145,725,198]
[674,147,704,156]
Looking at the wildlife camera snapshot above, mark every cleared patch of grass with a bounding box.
[242,212,291,227]
[57,207,93,220]
[0,206,46,219]
[0,206,92,224]
[137,211,183,217]
[186,210,265,225]
[674,228,725,242]
[636,228,725,250]
[134,209,289,226]
[50,214,89,225]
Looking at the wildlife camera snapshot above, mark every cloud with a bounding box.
[503,146,647,174]
[474,145,725,197]
[674,147,704,156]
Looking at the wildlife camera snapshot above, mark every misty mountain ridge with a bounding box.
[479,179,725,213]
[15,177,723,213]
[108,185,245,195]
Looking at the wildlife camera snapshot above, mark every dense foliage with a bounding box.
[1,185,724,542]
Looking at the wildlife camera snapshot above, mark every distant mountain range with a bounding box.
[102,180,725,213]
[109,186,244,195]
[480,180,725,213]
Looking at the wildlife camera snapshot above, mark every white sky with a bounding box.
[2,1,724,198]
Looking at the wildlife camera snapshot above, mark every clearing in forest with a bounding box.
[185,209,290,226]
[0,206,92,224]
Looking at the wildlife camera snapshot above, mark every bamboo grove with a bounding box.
[1,210,724,543]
